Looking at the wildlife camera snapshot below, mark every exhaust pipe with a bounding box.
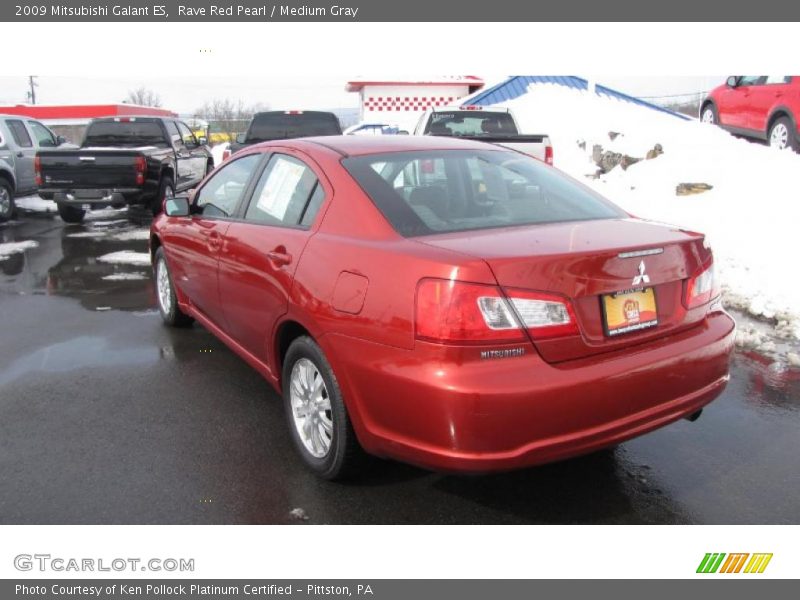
[685,409,703,422]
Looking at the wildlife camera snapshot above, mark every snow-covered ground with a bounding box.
[97,250,151,266]
[499,83,800,352]
[0,240,39,260]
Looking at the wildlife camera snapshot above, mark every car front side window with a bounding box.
[28,121,57,147]
[195,154,261,218]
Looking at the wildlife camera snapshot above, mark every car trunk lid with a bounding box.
[415,218,712,363]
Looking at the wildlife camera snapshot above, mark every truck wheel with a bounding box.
[769,116,799,151]
[153,246,193,327]
[153,177,174,216]
[0,180,15,222]
[282,336,367,480]
[57,203,85,224]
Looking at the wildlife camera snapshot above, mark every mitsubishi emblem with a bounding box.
[632,260,650,286]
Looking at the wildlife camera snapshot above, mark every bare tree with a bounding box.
[193,98,269,143]
[124,86,162,107]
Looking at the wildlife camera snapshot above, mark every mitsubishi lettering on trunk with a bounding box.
[150,135,735,480]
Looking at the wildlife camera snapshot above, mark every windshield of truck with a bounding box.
[83,121,167,147]
[424,111,518,136]
[246,112,342,142]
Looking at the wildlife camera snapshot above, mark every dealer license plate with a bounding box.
[602,288,658,337]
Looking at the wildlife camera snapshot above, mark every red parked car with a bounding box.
[701,76,800,151]
[150,136,735,479]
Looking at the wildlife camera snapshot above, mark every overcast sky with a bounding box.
[0,75,726,115]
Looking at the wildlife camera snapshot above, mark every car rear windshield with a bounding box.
[246,112,342,142]
[84,121,167,147]
[424,111,518,136]
[342,149,625,237]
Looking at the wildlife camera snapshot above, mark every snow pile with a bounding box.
[0,240,38,260]
[501,83,800,340]
[15,196,57,213]
[102,272,149,281]
[211,143,229,166]
[109,228,150,241]
[97,251,151,266]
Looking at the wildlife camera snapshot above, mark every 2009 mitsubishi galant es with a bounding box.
[150,136,735,479]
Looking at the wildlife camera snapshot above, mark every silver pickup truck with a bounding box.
[0,115,69,222]
[412,106,553,165]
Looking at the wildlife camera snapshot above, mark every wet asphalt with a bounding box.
[1,204,799,525]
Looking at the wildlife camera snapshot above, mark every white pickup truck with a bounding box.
[412,106,553,165]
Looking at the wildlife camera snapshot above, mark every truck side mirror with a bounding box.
[56,135,67,146]
[235,133,246,144]
[197,136,208,146]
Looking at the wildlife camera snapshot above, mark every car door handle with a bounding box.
[16,152,23,157]
[207,231,222,250]
[266,249,292,267]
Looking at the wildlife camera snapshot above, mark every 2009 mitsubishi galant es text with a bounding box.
[150,136,735,479]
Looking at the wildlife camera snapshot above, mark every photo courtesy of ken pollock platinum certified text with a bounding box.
[16,584,376,596]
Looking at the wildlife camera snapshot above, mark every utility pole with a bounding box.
[27,76,38,104]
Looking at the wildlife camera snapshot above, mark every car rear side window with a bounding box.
[195,154,261,218]
[343,149,625,237]
[6,120,33,148]
[243,154,323,228]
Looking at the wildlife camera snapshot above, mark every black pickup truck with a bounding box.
[225,110,342,159]
[36,116,214,223]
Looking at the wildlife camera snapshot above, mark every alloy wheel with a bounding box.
[290,358,333,458]
[770,123,789,149]
[156,257,172,315]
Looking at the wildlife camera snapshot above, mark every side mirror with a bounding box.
[164,195,190,217]
[56,135,67,145]
[197,136,208,146]
[235,133,246,144]
[726,76,739,88]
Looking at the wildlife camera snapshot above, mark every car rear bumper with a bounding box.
[324,310,735,473]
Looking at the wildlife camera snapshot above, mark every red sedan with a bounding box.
[150,136,735,479]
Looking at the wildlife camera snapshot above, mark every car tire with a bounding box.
[57,203,85,224]
[153,246,193,327]
[700,104,718,125]
[768,116,799,151]
[153,176,174,216]
[282,336,367,480]
[0,180,15,222]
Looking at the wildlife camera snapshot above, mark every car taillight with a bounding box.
[222,149,231,161]
[545,144,554,166]
[415,279,578,344]
[134,156,146,185]
[505,288,579,340]
[684,261,719,309]
[34,155,42,186]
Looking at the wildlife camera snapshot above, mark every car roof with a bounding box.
[258,134,503,157]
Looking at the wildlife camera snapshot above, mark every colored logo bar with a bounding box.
[697,553,773,574]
